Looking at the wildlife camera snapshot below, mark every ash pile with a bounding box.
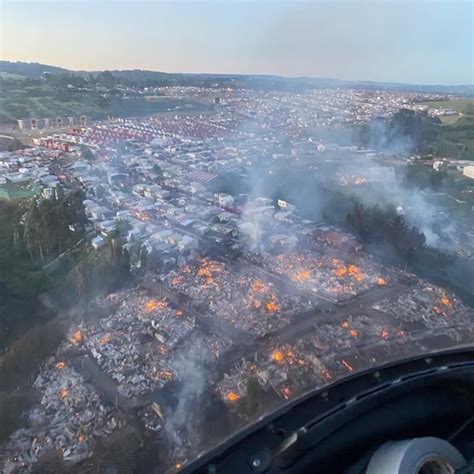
[260,251,389,302]
[78,289,195,397]
[1,362,123,473]
[164,258,313,337]
[373,281,474,330]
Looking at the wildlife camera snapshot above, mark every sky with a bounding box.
[1,0,473,85]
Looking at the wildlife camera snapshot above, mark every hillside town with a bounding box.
[1,86,473,473]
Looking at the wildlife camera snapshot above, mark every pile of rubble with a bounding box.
[76,290,196,397]
[261,252,388,302]
[216,313,407,410]
[164,258,313,336]
[173,328,233,364]
[216,344,328,410]
[1,362,123,473]
[373,283,473,330]
[310,228,362,254]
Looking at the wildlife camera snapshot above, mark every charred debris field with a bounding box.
[3,231,473,472]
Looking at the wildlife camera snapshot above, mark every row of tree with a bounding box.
[22,189,87,261]
[346,202,426,257]
[358,108,441,155]
[68,224,131,302]
[345,201,474,304]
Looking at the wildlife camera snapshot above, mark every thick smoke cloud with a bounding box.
[236,110,463,252]
[162,349,207,462]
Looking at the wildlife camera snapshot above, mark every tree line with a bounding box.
[358,108,441,155]
[346,202,426,257]
[22,188,87,261]
[345,201,474,304]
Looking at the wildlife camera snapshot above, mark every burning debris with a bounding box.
[164,258,313,336]
[216,344,328,411]
[214,311,432,413]
[226,392,241,402]
[260,252,389,302]
[71,330,83,344]
[145,298,168,312]
[310,228,363,254]
[75,290,195,397]
[1,363,124,471]
[373,282,473,330]
[2,86,474,474]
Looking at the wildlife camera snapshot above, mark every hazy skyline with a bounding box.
[1,0,473,85]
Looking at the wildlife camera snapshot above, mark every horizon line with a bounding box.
[1,59,473,88]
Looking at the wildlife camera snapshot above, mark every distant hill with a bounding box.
[0,61,70,79]
[0,60,472,96]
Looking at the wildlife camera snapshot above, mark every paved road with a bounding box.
[274,282,409,343]
[82,267,413,412]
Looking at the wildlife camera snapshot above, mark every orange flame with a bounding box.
[377,277,386,286]
[176,310,184,317]
[440,297,451,307]
[265,297,280,313]
[59,387,69,399]
[158,370,173,381]
[380,328,389,339]
[100,334,110,344]
[145,299,167,312]
[334,264,364,281]
[198,267,212,278]
[226,392,240,401]
[341,321,349,328]
[273,351,284,362]
[72,330,82,344]
[350,329,359,337]
[56,362,65,369]
[292,270,311,282]
[251,279,268,293]
[78,434,86,442]
[334,267,347,277]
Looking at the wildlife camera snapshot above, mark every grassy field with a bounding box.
[436,105,474,160]
[417,99,474,160]
[420,99,474,113]
[0,82,211,124]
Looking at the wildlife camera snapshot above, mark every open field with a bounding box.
[438,115,462,125]
[0,83,211,125]
[423,100,474,160]
[420,99,474,113]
